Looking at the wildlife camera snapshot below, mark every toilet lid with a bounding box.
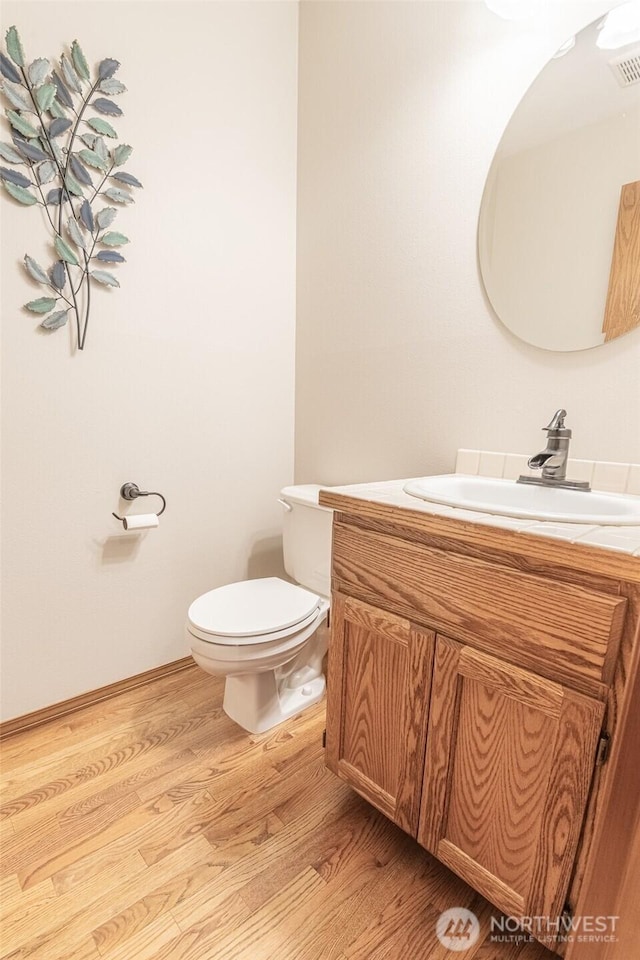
[187,577,322,640]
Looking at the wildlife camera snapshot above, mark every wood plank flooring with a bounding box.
[0,666,551,960]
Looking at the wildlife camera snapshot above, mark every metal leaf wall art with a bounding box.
[1,28,141,350]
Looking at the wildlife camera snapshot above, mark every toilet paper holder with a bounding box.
[112,482,167,522]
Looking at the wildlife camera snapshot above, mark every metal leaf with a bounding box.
[14,139,48,162]
[112,143,132,166]
[96,206,117,229]
[49,99,67,119]
[41,309,68,329]
[100,230,128,246]
[91,269,120,287]
[54,234,79,265]
[95,250,125,263]
[93,136,109,162]
[28,58,50,87]
[98,79,126,96]
[49,117,72,138]
[50,141,65,165]
[50,260,66,289]
[35,82,56,112]
[60,54,82,94]
[51,71,74,109]
[98,58,120,80]
[6,110,39,139]
[111,171,142,189]
[71,41,90,82]
[80,198,94,232]
[3,180,37,204]
[37,160,57,184]
[25,296,56,313]
[87,117,117,138]
[0,165,31,187]
[92,97,122,117]
[80,134,109,162]
[67,216,86,250]
[79,148,107,173]
[24,255,49,284]
[103,186,133,204]
[0,140,24,163]
[70,154,93,186]
[1,81,30,111]
[46,187,62,205]
[0,53,21,84]
[64,170,84,197]
[5,26,25,68]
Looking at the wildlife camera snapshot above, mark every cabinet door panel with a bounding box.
[418,636,604,922]
[325,593,435,835]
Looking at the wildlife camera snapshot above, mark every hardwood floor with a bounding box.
[0,666,550,960]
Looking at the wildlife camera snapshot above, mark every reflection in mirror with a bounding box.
[479,5,640,352]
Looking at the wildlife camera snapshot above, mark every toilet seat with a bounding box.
[187,577,323,646]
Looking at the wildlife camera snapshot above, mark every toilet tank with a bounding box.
[279,485,333,598]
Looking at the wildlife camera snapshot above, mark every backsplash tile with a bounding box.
[566,459,595,485]
[502,454,530,480]
[626,465,640,497]
[455,449,480,475]
[592,462,631,494]
[458,449,639,495]
[478,451,505,478]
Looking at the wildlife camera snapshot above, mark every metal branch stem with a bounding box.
[19,65,85,345]
[58,76,100,230]
[4,38,130,353]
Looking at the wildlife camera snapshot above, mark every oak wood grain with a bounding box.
[0,657,194,742]
[326,594,434,835]
[566,582,640,960]
[0,654,558,960]
[419,636,603,946]
[603,180,640,341]
[332,520,624,695]
[318,493,640,583]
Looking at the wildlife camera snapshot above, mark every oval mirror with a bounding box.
[478,5,640,352]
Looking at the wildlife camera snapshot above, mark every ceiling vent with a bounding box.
[609,48,640,87]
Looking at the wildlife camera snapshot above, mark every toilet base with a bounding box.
[223,670,326,734]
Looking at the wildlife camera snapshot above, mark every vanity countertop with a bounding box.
[319,477,640,578]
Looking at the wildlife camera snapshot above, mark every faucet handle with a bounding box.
[543,409,567,432]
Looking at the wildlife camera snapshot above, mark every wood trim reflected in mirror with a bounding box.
[603,180,640,342]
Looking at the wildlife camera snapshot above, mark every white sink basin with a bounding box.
[403,475,640,525]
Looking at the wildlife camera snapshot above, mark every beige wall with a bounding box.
[0,1,299,720]
[295,0,640,485]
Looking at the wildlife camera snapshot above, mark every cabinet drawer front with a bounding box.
[332,521,626,691]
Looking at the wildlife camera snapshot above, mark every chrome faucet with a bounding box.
[518,409,591,491]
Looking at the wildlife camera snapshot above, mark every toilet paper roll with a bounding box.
[122,514,159,531]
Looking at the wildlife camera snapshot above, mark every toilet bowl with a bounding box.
[186,486,333,734]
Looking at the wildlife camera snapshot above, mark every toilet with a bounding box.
[186,485,333,734]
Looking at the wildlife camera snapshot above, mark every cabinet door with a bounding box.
[325,593,435,836]
[418,636,605,923]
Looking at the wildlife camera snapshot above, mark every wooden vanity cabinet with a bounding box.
[419,637,604,925]
[321,496,640,960]
[325,593,434,835]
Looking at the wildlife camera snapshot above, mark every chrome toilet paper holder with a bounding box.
[112,482,167,522]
